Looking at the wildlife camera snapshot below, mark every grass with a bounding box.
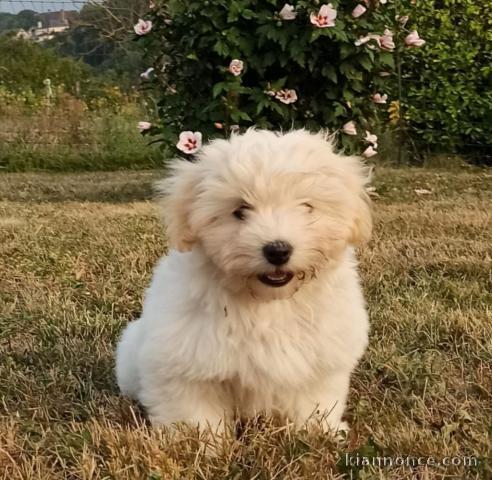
[0,165,491,479]
[0,100,163,172]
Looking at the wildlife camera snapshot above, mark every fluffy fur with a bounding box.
[116,129,372,432]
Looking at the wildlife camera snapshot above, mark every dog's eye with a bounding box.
[301,202,314,213]
[233,204,251,220]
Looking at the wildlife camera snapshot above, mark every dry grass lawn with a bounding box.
[0,166,491,479]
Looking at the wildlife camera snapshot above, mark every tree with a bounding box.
[0,10,38,32]
[47,0,148,86]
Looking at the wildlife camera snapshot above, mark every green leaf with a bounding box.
[350,80,365,93]
[342,88,355,103]
[239,111,252,121]
[322,64,337,83]
[230,110,241,123]
[212,82,226,98]
[213,39,230,57]
[270,77,287,90]
[379,52,395,69]
[358,54,372,72]
[334,102,347,117]
[241,9,255,20]
[340,44,354,60]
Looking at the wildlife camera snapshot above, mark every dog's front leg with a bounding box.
[294,370,351,433]
[141,377,230,432]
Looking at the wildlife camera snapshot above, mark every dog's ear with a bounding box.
[317,148,373,247]
[349,190,372,246]
[308,132,373,246]
[156,161,201,252]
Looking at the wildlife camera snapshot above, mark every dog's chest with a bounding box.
[210,301,329,389]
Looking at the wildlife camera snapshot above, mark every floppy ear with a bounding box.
[156,161,201,252]
[318,147,373,247]
[349,190,372,246]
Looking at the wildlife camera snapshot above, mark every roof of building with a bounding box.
[37,10,79,29]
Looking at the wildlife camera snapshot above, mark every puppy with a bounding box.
[116,129,371,433]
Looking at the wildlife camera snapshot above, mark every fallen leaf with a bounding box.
[414,188,432,195]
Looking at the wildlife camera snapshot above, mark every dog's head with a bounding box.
[158,129,371,300]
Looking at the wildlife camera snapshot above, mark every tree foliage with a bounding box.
[0,10,38,32]
[0,37,92,94]
[0,37,125,101]
[401,0,492,155]
[47,0,149,87]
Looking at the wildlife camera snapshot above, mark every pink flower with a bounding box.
[405,30,426,47]
[310,4,337,28]
[137,121,152,133]
[275,89,298,104]
[343,121,357,136]
[372,93,388,104]
[365,131,378,146]
[228,59,244,76]
[363,145,378,158]
[379,71,391,77]
[380,29,395,51]
[279,4,296,20]
[140,67,154,80]
[352,4,367,18]
[397,14,409,26]
[355,35,370,47]
[355,34,381,47]
[134,19,152,35]
[214,122,224,129]
[176,131,202,154]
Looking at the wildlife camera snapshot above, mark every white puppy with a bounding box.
[116,129,372,433]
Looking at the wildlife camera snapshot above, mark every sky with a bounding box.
[0,0,84,13]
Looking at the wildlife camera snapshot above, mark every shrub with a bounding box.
[0,37,91,96]
[137,0,492,161]
[401,0,492,156]
[0,37,137,106]
[138,0,423,157]
[0,93,163,172]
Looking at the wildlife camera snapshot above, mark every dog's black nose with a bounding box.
[262,240,293,266]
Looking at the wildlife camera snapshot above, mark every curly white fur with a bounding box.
[116,129,372,433]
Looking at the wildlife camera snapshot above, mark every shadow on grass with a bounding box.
[0,170,164,203]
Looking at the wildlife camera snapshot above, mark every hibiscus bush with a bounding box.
[136,0,428,157]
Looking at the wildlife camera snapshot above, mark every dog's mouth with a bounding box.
[257,270,294,287]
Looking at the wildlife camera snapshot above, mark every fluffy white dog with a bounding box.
[116,129,372,433]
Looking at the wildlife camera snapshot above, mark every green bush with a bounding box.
[0,37,91,96]
[401,0,492,155]
[139,0,421,156]
[138,0,491,160]
[0,37,134,104]
[0,101,164,172]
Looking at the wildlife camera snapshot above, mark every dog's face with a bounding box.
[159,130,371,300]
